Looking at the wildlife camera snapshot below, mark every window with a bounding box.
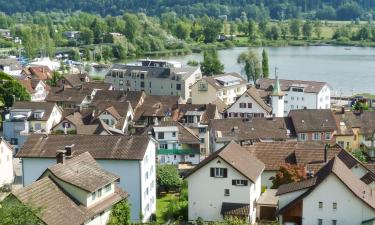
[291,105,294,109]
[325,132,331,140]
[141,81,145,88]
[318,219,323,225]
[210,168,227,178]
[97,188,102,198]
[172,132,176,137]
[224,189,230,196]
[319,201,323,209]
[239,103,246,108]
[160,143,168,149]
[200,138,204,144]
[333,202,337,210]
[299,133,307,141]
[149,82,152,88]
[158,132,164,139]
[92,192,96,201]
[232,179,248,186]
[332,220,337,225]
[199,127,206,133]
[176,84,181,90]
[234,113,238,117]
[313,133,321,141]
[105,184,111,192]
[248,103,252,108]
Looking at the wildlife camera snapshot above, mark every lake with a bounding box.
[94,46,375,96]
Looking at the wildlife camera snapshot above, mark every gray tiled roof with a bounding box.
[12,101,59,121]
[257,78,328,93]
[289,109,337,133]
[17,134,151,160]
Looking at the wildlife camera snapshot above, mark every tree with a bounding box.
[156,164,182,192]
[175,21,191,40]
[280,22,289,39]
[0,80,31,107]
[200,48,224,76]
[237,49,261,83]
[202,20,222,43]
[123,13,140,42]
[271,164,306,189]
[262,49,269,78]
[46,71,63,87]
[352,149,367,162]
[79,27,94,45]
[0,195,41,225]
[107,199,131,225]
[247,20,258,41]
[314,20,323,39]
[265,25,280,40]
[302,20,313,39]
[290,19,301,39]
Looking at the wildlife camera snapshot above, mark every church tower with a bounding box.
[270,75,284,117]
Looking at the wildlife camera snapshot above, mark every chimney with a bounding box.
[324,144,329,163]
[65,144,74,157]
[56,149,67,164]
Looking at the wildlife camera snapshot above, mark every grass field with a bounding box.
[156,194,177,223]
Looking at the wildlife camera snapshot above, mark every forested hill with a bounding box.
[1,0,374,20]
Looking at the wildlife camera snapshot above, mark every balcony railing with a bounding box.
[157,148,200,155]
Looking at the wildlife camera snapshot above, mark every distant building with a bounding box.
[151,121,201,165]
[256,78,331,116]
[186,141,265,224]
[19,79,50,102]
[105,59,202,101]
[17,134,157,222]
[58,73,91,89]
[8,151,128,225]
[191,73,248,105]
[22,66,53,80]
[0,58,22,76]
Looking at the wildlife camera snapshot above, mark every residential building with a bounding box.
[277,156,375,225]
[0,138,14,187]
[16,134,157,222]
[22,65,53,80]
[3,102,62,148]
[0,58,22,76]
[19,79,49,101]
[58,73,91,88]
[256,78,331,116]
[151,121,200,165]
[105,59,202,101]
[7,152,128,225]
[209,117,296,152]
[186,141,265,224]
[224,87,272,118]
[289,109,337,143]
[28,57,60,71]
[191,73,248,105]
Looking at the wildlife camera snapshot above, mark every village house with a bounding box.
[16,134,157,222]
[105,59,202,101]
[22,65,53,80]
[276,156,375,225]
[3,102,62,148]
[256,78,331,116]
[151,121,201,165]
[186,141,265,224]
[224,87,272,118]
[58,73,91,88]
[191,73,248,105]
[209,117,296,152]
[0,138,14,187]
[0,58,22,76]
[7,152,128,225]
[289,109,337,143]
[19,79,50,101]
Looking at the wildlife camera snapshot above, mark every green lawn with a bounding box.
[156,194,177,223]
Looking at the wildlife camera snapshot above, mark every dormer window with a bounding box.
[91,192,96,200]
[34,112,43,119]
[105,184,111,192]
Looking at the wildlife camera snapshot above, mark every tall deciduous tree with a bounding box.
[302,20,313,39]
[290,19,301,39]
[237,49,261,83]
[262,49,269,78]
[156,164,182,192]
[0,195,41,225]
[107,199,131,225]
[271,164,306,189]
[314,20,322,39]
[200,48,224,76]
[202,19,222,43]
[0,80,31,107]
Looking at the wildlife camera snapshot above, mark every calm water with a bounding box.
[95,46,375,96]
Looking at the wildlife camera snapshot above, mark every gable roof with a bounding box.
[12,176,127,225]
[198,73,247,91]
[61,73,90,87]
[43,152,119,192]
[28,66,52,80]
[153,121,200,144]
[225,87,272,113]
[91,90,145,109]
[12,101,60,121]
[277,156,375,213]
[336,111,375,138]
[133,95,180,120]
[289,109,337,133]
[17,134,151,160]
[257,78,328,94]
[186,141,265,183]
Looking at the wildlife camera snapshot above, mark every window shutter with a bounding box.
[223,168,228,177]
[244,180,248,186]
[232,180,236,185]
[210,168,214,177]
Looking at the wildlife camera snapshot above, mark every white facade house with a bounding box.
[94,101,134,133]
[10,152,128,225]
[191,73,248,105]
[0,138,14,187]
[19,79,49,102]
[224,87,271,118]
[186,141,265,224]
[105,59,202,101]
[256,78,331,116]
[16,134,156,222]
[277,156,375,225]
[0,58,22,76]
[152,121,201,165]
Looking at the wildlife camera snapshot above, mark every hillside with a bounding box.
[0,0,374,20]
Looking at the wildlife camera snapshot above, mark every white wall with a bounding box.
[45,106,63,133]
[31,82,48,102]
[84,208,111,225]
[278,189,308,210]
[302,174,375,225]
[226,93,269,117]
[187,158,257,222]
[261,171,276,190]
[0,141,14,186]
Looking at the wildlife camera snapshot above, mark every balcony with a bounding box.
[157,148,200,155]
